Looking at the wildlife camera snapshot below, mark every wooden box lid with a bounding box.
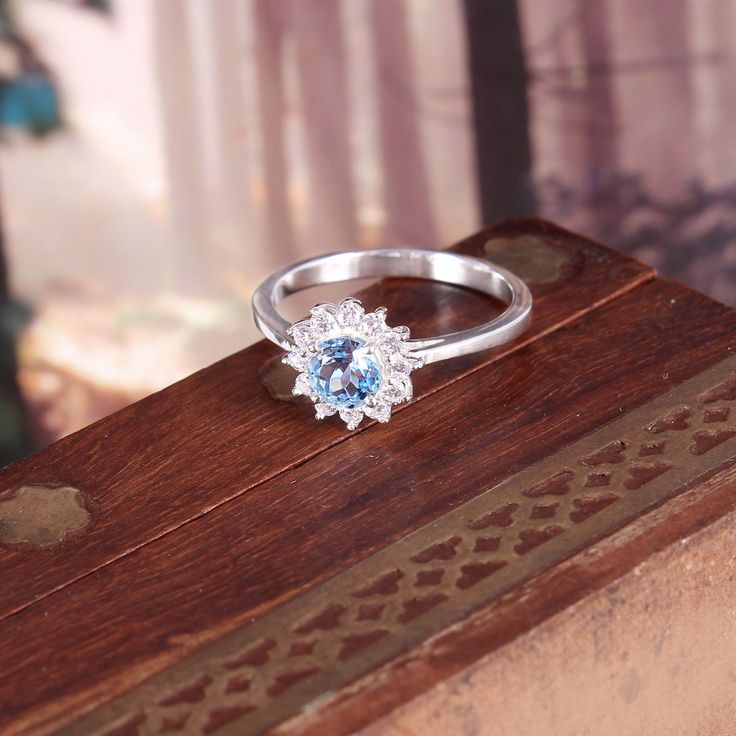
[2,220,736,735]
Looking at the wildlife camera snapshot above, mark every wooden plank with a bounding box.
[3,277,735,735]
[0,220,649,622]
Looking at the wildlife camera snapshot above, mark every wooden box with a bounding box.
[2,219,736,735]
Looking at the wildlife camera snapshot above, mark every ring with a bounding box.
[252,248,533,430]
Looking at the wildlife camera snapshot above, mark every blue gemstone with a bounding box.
[308,336,381,409]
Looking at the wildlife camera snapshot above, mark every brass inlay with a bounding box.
[61,356,736,736]
[484,234,574,284]
[258,356,298,403]
[0,485,91,548]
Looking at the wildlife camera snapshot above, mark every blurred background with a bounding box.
[0,0,735,464]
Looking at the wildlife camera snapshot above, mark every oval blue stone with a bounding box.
[307,336,381,409]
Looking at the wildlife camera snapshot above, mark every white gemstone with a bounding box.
[310,304,337,336]
[337,298,364,328]
[288,321,314,348]
[388,352,423,373]
[388,352,412,373]
[378,330,399,347]
[360,311,387,338]
[382,374,413,404]
[339,408,364,430]
[379,332,410,356]
[392,325,410,340]
[282,349,310,371]
[293,373,314,398]
[315,402,337,420]
[365,402,391,423]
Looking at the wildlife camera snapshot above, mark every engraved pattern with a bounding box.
[66,358,736,736]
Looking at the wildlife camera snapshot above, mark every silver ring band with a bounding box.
[251,248,532,430]
[252,248,532,365]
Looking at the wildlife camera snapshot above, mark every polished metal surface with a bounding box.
[252,248,533,364]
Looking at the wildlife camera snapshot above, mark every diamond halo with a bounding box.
[282,298,423,429]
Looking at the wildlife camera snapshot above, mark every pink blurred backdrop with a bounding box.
[0,0,734,461]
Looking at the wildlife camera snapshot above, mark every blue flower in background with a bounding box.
[0,68,61,135]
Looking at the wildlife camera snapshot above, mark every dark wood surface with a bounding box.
[4,220,736,735]
[0,220,647,620]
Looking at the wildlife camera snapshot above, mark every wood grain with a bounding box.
[3,275,736,735]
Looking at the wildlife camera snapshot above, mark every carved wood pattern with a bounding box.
[61,354,736,736]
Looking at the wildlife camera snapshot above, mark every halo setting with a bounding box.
[255,248,533,430]
[282,298,423,429]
